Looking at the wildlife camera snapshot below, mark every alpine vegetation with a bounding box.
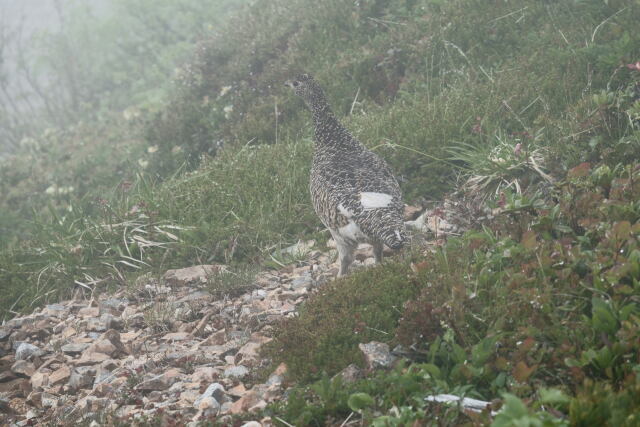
[285,74,406,276]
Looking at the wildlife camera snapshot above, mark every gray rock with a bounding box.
[194,383,226,408]
[0,327,10,341]
[336,364,362,383]
[100,298,129,314]
[135,373,172,391]
[69,367,96,391]
[223,365,249,379]
[41,392,58,408]
[266,373,283,386]
[163,265,224,287]
[359,341,397,369]
[196,396,220,416]
[61,343,89,354]
[11,360,36,377]
[15,342,43,361]
[87,313,123,332]
[44,304,66,317]
[290,273,313,290]
[176,290,211,304]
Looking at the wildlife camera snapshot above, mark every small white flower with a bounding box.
[147,145,159,154]
[138,159,149,168]
[45,185,57,195]
[219,85,232,97]
[223,105,234,119]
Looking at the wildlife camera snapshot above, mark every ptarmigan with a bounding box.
[285,73,407,276]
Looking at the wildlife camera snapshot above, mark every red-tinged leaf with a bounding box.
[568,162,591,178]
[410,260,429,273]
[521,230,537,250]
[513,361,536,382]
[520,337,536,353]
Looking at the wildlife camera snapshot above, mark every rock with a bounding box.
[44,304,67,317]
[162,332,191,342]
[15,343,43,361]
[194,383,225,408]
[192,313,212,337]
[136,369,181,392]
[228,383,247,397]
[61,343,90,355]
[41,392,58,408]
[30,371,48,390]
[229,390,263,414]
[0,378,30,397]
[68,367,95,391]
[201,329,227,346]
[336,364,362,383]
[425,394,494,414]
[359,342,397,370]
[93,382,114,397]
[266,363,286,386]
[100,298,129,315]
[76,352,110,366]
[223,365,249,379]
[49,365,71,385]
[12,360,36,377]
[77,306,100,318]
[290,273,312,290]
[163,265,224,287]
[190,367,218,383]
[235,338,269,365]
[403,204,422,220]
[279,239,315,257]
[176,290,212,304]
[0,327,10,341]
[84,329,127,358]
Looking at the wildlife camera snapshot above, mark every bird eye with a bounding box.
[292,81,300,87]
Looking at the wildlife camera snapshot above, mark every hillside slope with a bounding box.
[0,0,639,424]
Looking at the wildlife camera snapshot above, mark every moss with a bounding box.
[267,259,419,382]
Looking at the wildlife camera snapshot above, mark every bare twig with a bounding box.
[349,87,360,115]
[340,412,355,427]
[274,417,295,427]
[489,7,528,23]
[591,7,627,44]
[367,17,406,26]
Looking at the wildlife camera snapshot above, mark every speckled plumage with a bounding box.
[286,74,407,276]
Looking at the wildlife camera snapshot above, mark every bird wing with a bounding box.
[323,151,404,243]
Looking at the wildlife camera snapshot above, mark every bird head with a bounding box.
[285,73,328,111]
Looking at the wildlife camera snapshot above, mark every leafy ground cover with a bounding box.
[262,157,640,426]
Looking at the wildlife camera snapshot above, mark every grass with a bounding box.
[2,0,638,315]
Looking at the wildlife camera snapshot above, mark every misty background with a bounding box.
[0,0,242,153]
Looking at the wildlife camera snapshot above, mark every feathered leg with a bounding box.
[332,232,357,277]
[373,241,384,264]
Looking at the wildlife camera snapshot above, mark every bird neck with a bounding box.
[311,104,353,147]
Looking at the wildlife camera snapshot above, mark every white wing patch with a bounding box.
[338,203,354,218]
[360,192,393,210]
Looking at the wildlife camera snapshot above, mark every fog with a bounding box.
[0,0,234,153]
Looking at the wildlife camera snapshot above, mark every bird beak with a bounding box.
[284,80,294,88]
